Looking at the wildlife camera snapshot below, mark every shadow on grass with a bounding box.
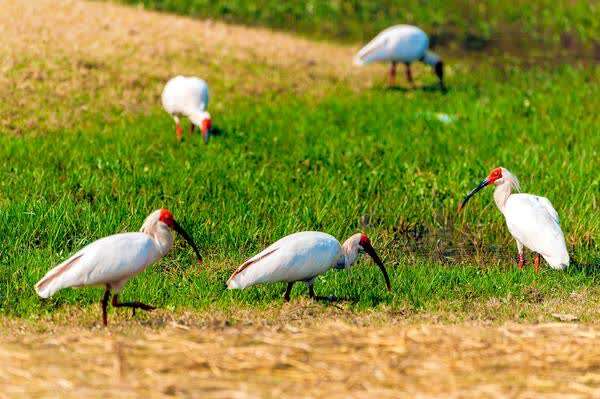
[383,83,448,94]
[567,257,600,279]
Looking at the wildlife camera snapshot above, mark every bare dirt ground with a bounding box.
[3,308,600,398]
[0,0,387,134]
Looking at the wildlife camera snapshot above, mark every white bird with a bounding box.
[34,209,202,325]
[161,75,212,143]
[459,167,569,271]
[354,25,445,90]
[227,231,391,301]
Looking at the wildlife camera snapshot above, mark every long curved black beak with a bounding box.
[173,220,203,264]
[363,242,391,291]
[458,178,489,212]
[435,61,446,92]
[201,128,210,144]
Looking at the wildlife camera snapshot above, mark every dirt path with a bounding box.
[0,0,383,134]
[3,314,600,398]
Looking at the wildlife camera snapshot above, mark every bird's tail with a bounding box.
[544,253,570,270]
[353,38,386,66]
[34,254,83,298]
[226,278,242,289]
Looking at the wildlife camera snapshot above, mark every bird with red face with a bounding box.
[226,231,391,301]
[162,76,212,143]
[34,209,202,325]
[459,167,569,271]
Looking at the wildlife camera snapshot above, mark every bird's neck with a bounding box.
[340,237,361,268]
[422,50,440,66]
[144,225,174,257]
[493,182,513,212]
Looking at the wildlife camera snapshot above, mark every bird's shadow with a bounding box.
[311,293,387,307]
[565,258,600,278]
[382,83,448,94]
[210,125,225,137]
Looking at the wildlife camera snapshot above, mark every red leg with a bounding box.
[534,254,540,273]
[517,253,524,270]
[389,62,397,86]
[176,124,183,142]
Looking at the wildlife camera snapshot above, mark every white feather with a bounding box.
[35,233,163,298]
[354,25,430,65]
[161,75,210,125]
[227,232,342,289]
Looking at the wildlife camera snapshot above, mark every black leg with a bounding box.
[101,287,111,326]
[189,122,195,137]
[112,294,156,318]
[284,282,295,302]
[307,283,337,302]
[308,284,316,299]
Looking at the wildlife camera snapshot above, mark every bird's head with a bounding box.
[423,51,445,91]
[458,167,520,211]
[199,112,212,144]
[342,233,391,291]
[142,209,203,264]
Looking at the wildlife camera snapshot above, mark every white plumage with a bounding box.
[354,25,445,89]
[34,209,202,325]
[504,194,569,269]
[459,167,569,271]
[161,75,212,143]
[227,231,391,301]
[35,232,161,299]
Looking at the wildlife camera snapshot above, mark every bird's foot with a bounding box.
[313,295,338,303]
[131,304,156,316]
[534,254,540,274]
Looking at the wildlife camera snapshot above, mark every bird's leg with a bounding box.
[283,282,295,302]
[307,280,337,302]
[516,241,524,270]
[405,63,415,88]
[534,253,540,274]
[111,294,156,318]
[389,61,397,86]
[189,122,195,138]
[101,287,111,326]
[173,116,183,142]
[517,254,525,270]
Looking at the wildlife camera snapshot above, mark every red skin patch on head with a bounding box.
[487,167,503,183]
[159,209,175,227]
[359,233,370,247]
[201,118,212,133]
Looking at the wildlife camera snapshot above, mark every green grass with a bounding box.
[1,61,599,319]
[119,0,599,47]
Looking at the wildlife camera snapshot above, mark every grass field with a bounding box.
[1,0,600,319]
[1,0,600,396]
[119,0,600,49]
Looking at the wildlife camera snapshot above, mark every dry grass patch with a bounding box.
[3,312,600,398]
[0,0,387,134]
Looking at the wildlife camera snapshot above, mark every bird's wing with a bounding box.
[226,232,341,289]
[34,233,160,298]
[536,195,560,225]
[504,194,567,261]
